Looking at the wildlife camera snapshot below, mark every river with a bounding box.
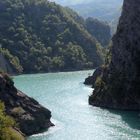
[14,70,140,140]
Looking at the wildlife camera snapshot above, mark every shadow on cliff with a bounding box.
[108,109,140,130]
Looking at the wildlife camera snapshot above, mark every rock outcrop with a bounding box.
[84,67,103,87]
[0,73,53,136]
[89,0,140,110]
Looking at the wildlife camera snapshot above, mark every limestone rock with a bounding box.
[89,0,140,110]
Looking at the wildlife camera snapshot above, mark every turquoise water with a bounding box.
[14,70,140,140]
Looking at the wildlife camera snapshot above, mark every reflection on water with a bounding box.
[14,70,140,140]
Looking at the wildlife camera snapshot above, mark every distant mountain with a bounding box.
[53,0,123,22]
[51,0,92,5]
[61,8,111,46]
[109,9,122,35]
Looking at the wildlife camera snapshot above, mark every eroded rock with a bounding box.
[0,73,53,136]
[89,0,140,110]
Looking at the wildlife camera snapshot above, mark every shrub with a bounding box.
[0,101,24,140]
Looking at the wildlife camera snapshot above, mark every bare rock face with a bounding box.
[89,0,140,110]
[0,73,53,136]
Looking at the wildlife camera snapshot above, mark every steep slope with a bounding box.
[0,73,53,136]
[85,18,111,46]
[61,8,111,47]
[89,0,140,110]
[0,48,23,74]
[84,66,103,86]
[0,0,104,73]
[109,8,122,35]
[0,53,15,74]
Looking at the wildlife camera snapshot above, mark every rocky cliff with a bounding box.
[0,73,53,136]
[89,0,140,110]
[84,67,103,86]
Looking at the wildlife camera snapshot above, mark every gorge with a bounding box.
[0,0,111,139]
[0,0,140,139]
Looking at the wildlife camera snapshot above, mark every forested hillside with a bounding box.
[0,0,107,73]
[85,18,111,46]
[54,0,122,35]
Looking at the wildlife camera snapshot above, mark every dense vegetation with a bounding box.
[85,18,111,46]
[0,48,23,73]
[61,8,111,47]
[0,101,24,140]
[0,0,108,73]
[55,0,122,35]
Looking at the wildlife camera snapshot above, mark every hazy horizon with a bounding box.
[50,0,123,6]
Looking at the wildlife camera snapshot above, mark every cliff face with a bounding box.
[89,0,140,110]
[84,67,103,86]
[0,73,53,136]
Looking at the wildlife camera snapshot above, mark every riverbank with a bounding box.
[14,70,140,140]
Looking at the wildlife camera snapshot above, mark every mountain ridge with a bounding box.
[0,0,111,74]
[53,0,123,22]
